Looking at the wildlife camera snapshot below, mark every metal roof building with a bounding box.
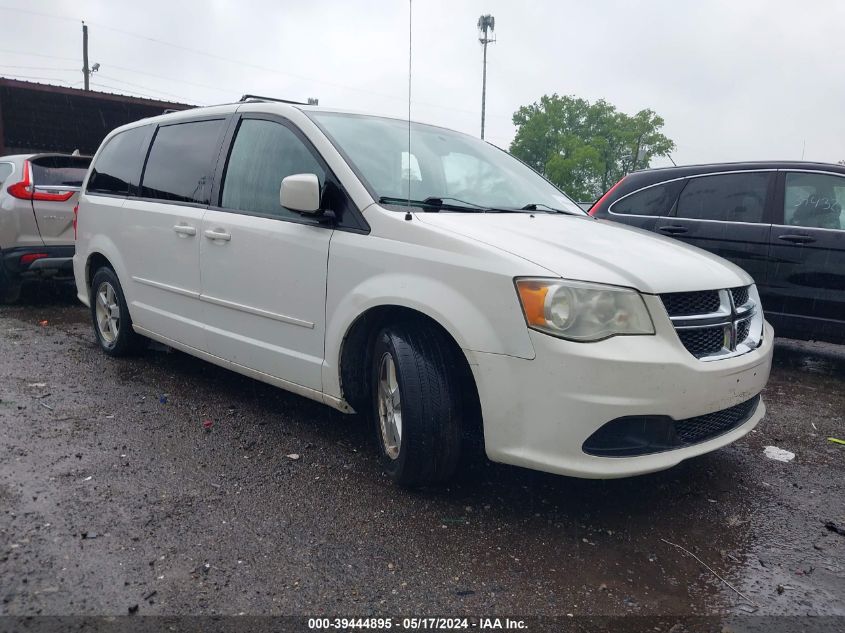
[0,77,193,156]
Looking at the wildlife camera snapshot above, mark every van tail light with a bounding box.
[589,176,627,216]
[20,253,49,266]
[73,203,79,240]
[7,160,75,202]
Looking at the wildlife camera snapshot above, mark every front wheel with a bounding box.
[90,267,144,356]
[371,322,463,486]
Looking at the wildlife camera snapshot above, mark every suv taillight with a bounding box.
[6,161,33,199]
[73,203,79,240]
[7,160,74,202]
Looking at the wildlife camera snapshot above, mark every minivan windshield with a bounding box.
[308,111,584,214]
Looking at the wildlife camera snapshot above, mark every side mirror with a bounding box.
[280,173,321,214]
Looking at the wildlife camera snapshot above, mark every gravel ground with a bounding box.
[1,284,843,621]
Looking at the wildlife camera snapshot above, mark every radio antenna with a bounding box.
[405,0,413,221]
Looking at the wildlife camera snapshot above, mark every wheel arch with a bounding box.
[85,252,114,293]
[337,304,483,443]
[82,235,130,298]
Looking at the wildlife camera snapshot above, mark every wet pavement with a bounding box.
[1,283,843,619]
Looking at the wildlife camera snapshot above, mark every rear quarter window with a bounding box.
[610,180,682,216]
[88,125,150,196]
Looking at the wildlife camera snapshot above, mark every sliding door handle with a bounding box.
[204,229,231,242]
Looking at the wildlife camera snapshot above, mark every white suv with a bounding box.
[73,99,773,486]
[0,153,90,302]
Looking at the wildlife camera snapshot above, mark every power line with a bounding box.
[100,64,237,97]
[0,72,75,85]
[0,63,78,72]
[0,47,239,98]
[0,47,78,63]
[96,73,203,104]
[0,6,516,121]
[89,79,200,104]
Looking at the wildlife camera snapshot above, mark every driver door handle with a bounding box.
[658,225,688,235]
[204,228,232,242]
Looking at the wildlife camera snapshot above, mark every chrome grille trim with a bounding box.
[661,286,763,361]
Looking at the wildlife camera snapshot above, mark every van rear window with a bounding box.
[31,156,91,187]
[140,119,226,205]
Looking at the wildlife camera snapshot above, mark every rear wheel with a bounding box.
[371,321,462,486]
[90,267,143,356]
[0,261,21,304]
[1,281,21,305]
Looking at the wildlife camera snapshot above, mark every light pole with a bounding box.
[477,14,495,140]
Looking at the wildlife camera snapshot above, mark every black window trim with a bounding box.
[85,124,155,200]
[606,178,684,218]
[774,168,845,232]
[608,176,687,217]
[133,114,232,209]
[609,169,779,223]
[208,111,370,234]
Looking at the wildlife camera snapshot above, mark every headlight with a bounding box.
[515,278,655,342]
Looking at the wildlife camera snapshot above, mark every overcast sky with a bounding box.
[1,0,844,170]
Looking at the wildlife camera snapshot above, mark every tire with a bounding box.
[90,267,144,356]
[1,280,21,305]
[0,260,21,304]
[371,321,463,486]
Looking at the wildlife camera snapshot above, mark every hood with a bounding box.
[415,213,752,294]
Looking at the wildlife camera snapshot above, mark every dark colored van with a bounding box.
[590,161,845,344]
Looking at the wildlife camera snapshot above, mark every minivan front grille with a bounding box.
[678,327,727,359]
[661,286,762,361]
[736,317,751,344]
[731,286,749,308]
[661,290,721,317]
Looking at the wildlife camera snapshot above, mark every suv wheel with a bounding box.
[90,267,143,356]
[1,281,21,305]
[0,263,21,304]
[371,322,462,486]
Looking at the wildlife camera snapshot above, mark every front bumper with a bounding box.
[468,312,773,479]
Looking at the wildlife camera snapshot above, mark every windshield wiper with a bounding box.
[378,196,490,213]
[519,203,577,214]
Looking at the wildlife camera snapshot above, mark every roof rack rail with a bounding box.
[239,94,309,105]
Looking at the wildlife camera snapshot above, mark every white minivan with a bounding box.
[73,98,773,486]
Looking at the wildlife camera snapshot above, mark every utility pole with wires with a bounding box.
[477,14,495,140]
[82,21,90,90]
[81,21,99,90]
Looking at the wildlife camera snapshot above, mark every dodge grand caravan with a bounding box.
[73,98,774,486]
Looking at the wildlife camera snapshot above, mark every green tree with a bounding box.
[510,94,675,201]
